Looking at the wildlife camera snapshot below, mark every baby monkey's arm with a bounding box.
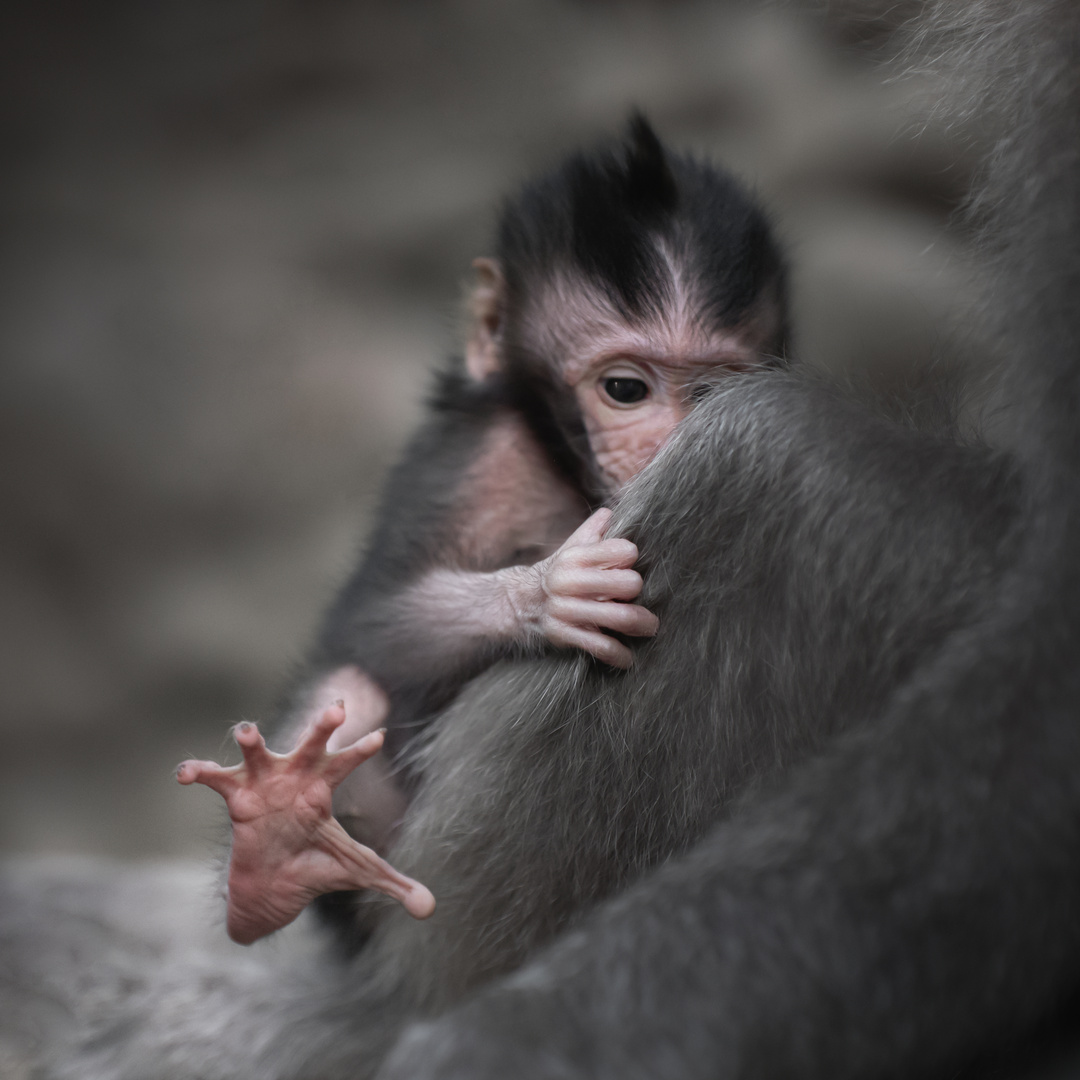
[399,507,659,671]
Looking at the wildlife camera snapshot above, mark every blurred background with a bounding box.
[0,0,987,859]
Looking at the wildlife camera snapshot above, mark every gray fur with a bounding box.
[376,2,1080,1076]
[370,373,1020,1017]
[5,4,1079,1077]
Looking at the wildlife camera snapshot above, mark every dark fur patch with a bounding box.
[496,114,786,342]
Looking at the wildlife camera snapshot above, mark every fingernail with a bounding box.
[237,721,251,733]
[334,699,344,708]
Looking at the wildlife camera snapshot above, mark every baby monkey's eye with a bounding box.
[602,377,649,405]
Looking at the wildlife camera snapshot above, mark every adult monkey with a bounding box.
[2,4,1078,1080]
[372,2,1080,1077]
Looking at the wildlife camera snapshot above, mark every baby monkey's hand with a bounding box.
[507,507,659,668]
[177,701,434,945]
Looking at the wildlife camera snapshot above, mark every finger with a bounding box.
[176,759,242,798]
[233,722,272,776]
[600,602,660,638]
[553,598,660,637]
[548,624,634,668]
[398,881,437,920]
[563,538,639,571]
[324,728,386,787]
[293,702,346,769]
[558,507,613,552]
[323,820,436,918]
[359,857,437,920]
[548,567,643,601]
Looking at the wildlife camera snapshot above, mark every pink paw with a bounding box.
[178,702,435,944]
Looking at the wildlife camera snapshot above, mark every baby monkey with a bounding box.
[178,116,789,945]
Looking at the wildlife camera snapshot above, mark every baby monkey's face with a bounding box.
[569,348,759,490]
[540,278,769,491]
[467,261,781,493]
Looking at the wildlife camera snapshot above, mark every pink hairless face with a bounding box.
[522,269,772,491]
[569,348,757,489]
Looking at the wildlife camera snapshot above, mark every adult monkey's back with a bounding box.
[377,3,1080,1078]
[362,376,1018,1017]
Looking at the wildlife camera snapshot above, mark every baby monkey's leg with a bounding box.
[303,666,410,854]
[177,701,435,945]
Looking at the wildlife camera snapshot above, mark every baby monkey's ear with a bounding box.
[465,257,506,380]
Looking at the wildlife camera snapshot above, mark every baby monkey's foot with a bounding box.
[177,703,435,945]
